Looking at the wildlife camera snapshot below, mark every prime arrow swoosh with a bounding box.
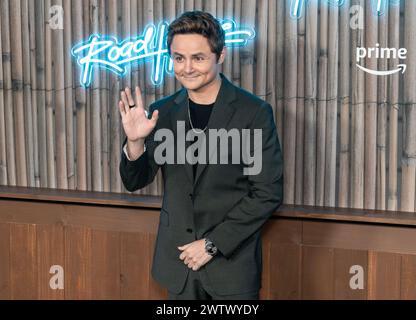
[356,63,407,76]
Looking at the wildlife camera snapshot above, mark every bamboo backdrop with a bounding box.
[0,0,415,212]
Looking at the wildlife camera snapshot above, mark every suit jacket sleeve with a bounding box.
[119,104,160,192]
[206,102,283,259]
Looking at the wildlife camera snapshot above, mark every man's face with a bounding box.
[170,34,225,91]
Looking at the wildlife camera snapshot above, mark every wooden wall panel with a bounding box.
[90,230,121,299]
[400,254,416,299]
[120,232,151,299]
[0,196,416,299]
[64,226,92,299]
[333,249,367,300]
[367,251,401,300]
[268,244,301,300]
[37,223,65,299]
[301,246,334,299]
[148,232,168,299]
[303,220,416,255]
[0,223,10,299]
[10,224,37,299]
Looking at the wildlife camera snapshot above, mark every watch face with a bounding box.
[205,239,217,256]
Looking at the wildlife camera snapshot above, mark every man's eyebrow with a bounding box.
[172,52,208,57]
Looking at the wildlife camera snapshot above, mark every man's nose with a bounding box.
[184,59,194,73]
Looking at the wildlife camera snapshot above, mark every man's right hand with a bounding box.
[118,86,159,160]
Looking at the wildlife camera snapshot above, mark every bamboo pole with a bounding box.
[387,0,400,211]
[52,0,68,190]
[315,1,328,206]
[2,0,17,186]
[401,0,416,212]
[325,2,339,207]
[163,0,176,97]
[64,0,75,189]
[338,0,351,208]
[154,0,163,104]
[122,0,132,90]
[232,0,241,87]
[275,0,284,154]
[28,0,40,187]
[240,0,255,92]
[203,0,215,16]
[184,0,192,12]
[108,0,122,192]
[303,0,318,206]
[90,0,102,192]
[35,0,48,188]
[137,0,146,104]
[350,0,365,209]
[44,0,57,188]
[100,0,110,192]
[154,0,163,196]
[10,0,28,186]
[255,0,268,99]
[266,0,276,115]
[21,0,35,187]
[0,13,6,185]
[364,0,378,210]
[283,0,297,205]
[194,0,202,11]
[376,7,388,210]
[142,0,157,195]
[295,3,305,205]
[337,28,349,211]
[222,0,233,79]
[73,0,87,190]
[84,0,91,191]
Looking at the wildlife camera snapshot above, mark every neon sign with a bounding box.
[71,19,255,87]
[290,0,399,19]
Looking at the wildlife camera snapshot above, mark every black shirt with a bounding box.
[188,99,214,179]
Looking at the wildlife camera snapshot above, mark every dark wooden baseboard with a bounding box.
[1,186,415,299]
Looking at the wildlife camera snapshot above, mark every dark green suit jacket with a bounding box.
[120,73,283,295]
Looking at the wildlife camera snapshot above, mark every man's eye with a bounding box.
[175,57,183,62]
[195,56,204,61]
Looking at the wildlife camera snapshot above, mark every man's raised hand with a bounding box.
[118,86,159,142]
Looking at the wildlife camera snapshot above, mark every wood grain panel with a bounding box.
[400,254,416,299]
[268,244,301,299]
[120,232,151,299]
[37,223,65,299]
[148,232,167,299]
[303,220,416,254]
[302,246,334,299]
[64,226,92,299]
[10,223,37,299]
[367,251,401,299]
[333,248,368,299]
[0,223,10,299]
[90,229,121,299]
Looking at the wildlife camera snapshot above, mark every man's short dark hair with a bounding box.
[167,11,225,61]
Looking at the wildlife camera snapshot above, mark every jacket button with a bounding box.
[186,228,193,233]
[189,193,194,200]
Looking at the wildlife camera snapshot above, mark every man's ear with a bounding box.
[217,47,227,64]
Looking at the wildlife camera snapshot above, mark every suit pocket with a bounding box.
[159,209,169,227]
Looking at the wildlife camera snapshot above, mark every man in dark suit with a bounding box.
[118,11,283,300]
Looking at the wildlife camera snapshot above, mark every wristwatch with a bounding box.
[204,238,218,256]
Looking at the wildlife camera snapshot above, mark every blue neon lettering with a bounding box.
[290,0,398,19]
[72,19,255,87]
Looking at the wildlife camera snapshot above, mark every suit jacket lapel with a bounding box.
[194,74,237,186]
[172,73,238,188]
[172,88,194,184]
